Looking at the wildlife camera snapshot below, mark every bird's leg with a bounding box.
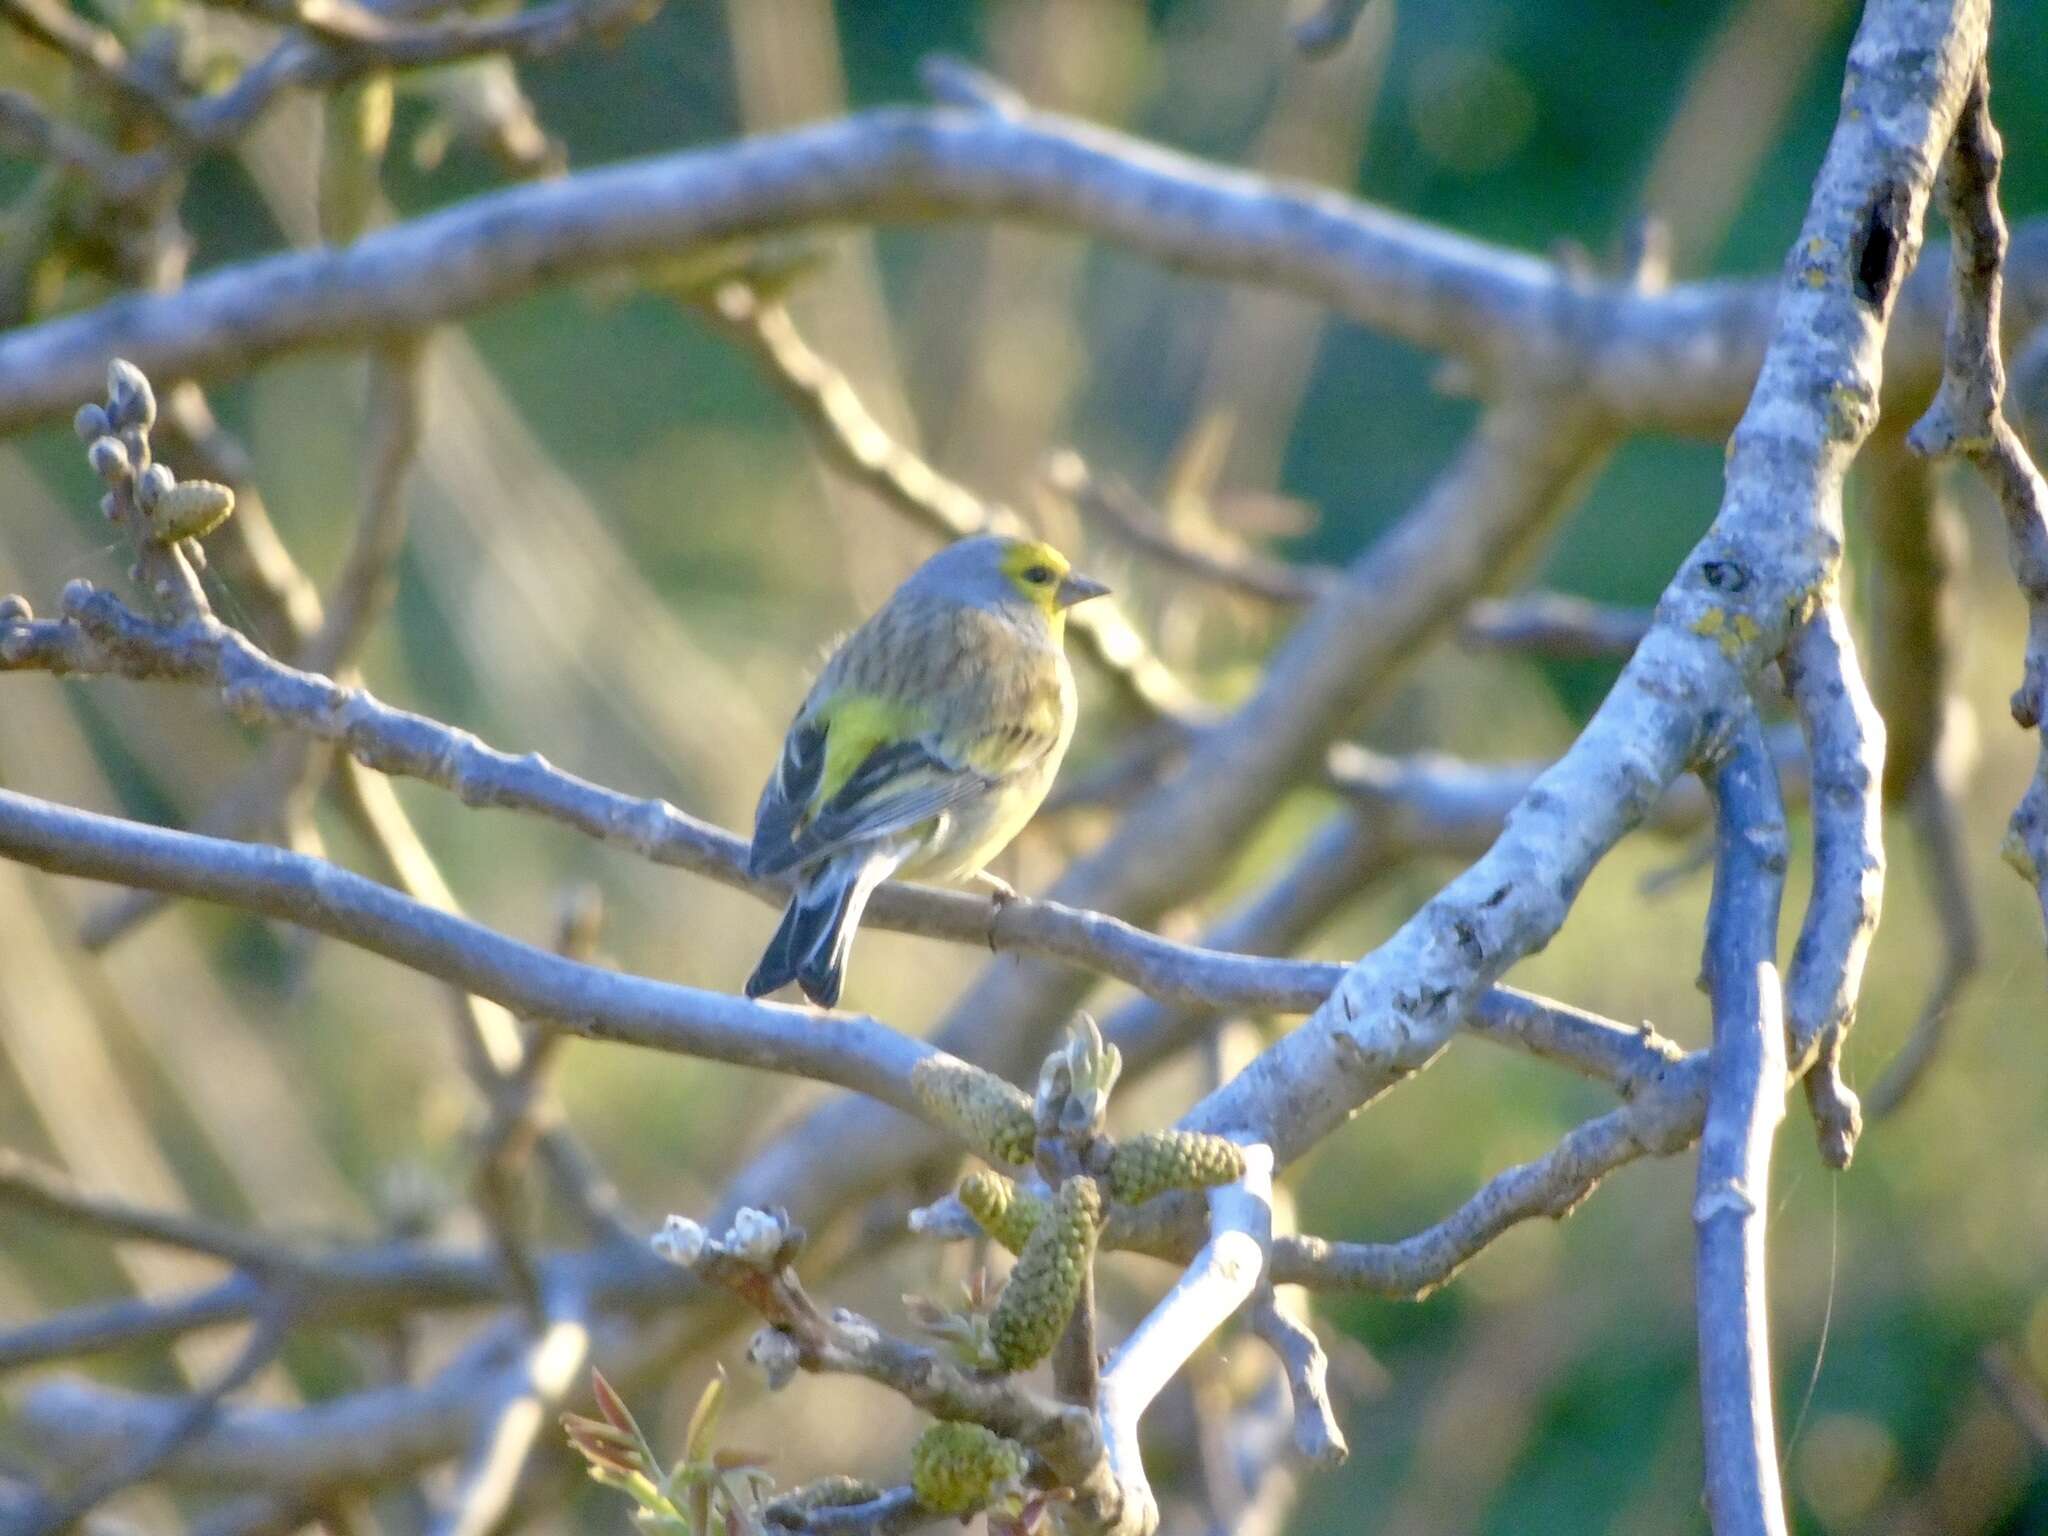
[970,869,1017,951]
[970,869,1018,901]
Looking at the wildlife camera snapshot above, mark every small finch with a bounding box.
[745,535,1108,1007]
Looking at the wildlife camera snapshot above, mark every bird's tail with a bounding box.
[745,848,903,1008]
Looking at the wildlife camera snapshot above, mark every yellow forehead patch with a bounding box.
[999,539,1072,606]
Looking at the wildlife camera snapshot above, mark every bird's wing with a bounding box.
[747,716,830,877]
[750,734,995,878]
[750,599,1069,878]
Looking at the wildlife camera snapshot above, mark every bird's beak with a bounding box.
[1055,572,1112,609]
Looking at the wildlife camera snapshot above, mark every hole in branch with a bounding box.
[1852,183,1912,308]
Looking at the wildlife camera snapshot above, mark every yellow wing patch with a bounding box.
[815,693,929,807]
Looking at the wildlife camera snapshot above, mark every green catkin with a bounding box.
[958,1170,1045,1254]
[986,1176,1099,1371]
[909,1423,1028,1516]
[148,480,236,544]
[911,1057,1036,1166]
[1106,1130,1246,1206]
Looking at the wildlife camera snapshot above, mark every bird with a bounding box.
[744,534,1110,1008]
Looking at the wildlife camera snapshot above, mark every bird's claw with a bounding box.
[975,871,1017,951]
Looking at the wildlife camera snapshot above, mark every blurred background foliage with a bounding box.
[3,0,2048,1531]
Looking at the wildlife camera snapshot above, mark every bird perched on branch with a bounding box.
[745,535,1110,1007]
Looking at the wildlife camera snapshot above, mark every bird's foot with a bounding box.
[972,871,1017,951]
[971,870,1019,901]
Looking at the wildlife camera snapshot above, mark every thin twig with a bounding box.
[1862,428,1981,1116]
[1053,449,1650,659]
[0,1148,305,1273]
[1780,603,1879,1167]
[1244,1292,1346,1468]
[23,1301,296,1533]
[690,282,1203,722]
[1867,774,1980,1115]
[1905,60,2048,938]
[671,1218,1110,1510]
[0,0,189,136]
[5,583,1711,1028]
[432,1301,593,1536]
[1694,715,1790,1536]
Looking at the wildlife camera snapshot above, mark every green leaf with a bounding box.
[684,1369,727,1465]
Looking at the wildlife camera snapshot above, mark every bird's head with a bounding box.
[906,535,1111,626]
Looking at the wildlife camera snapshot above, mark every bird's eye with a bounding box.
[1023,565,1054,585]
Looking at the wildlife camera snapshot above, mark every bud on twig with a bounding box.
[652,1214,708,1267]
[106,358,156,431]
[748,1326,802,1391]
[87,436,131,482]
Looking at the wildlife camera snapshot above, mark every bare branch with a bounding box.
[768,1487,927,1536]
[1862,430,1981,1116]
[1867,773,1981,1115]
[257,0,658,67]
[83,341,426,949]
[0,105,2038,438]
[1099,1144,1274,1536]
[21,1324,517,1487]
[0,1234,686,1373]
[0,1147,303,1273]
[1694,717,1790,1536]
[1232,1056,1712,1299]
[433,1307,592,1536]
[1050,451,1331,606]
[2,584,1682,1028]
[0,88,134,192]
[1780,603,1879,1167]
[1051,451,1649,661]
[1244,1293,1346,1468]
[1906,59,2048,935]
[0,0,188,136]
[23,1301,295,1533]
[1458,593,1651,661]
[0,785,944,1123]
[1181,0,1983,1168]
[927,1015,1701,1307]
[1325,724,1810,857]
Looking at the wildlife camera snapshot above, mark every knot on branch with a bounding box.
[1691,1179,1759,1225]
